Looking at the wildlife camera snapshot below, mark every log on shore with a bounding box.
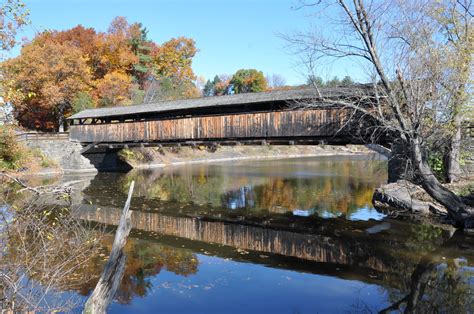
[372,180,449,223]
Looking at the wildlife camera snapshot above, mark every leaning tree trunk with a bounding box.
[445,113,463,183]
[411,137,473,228]
[83,181,135,314]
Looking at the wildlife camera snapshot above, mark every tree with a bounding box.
[340,76,354,87]
[0,0,29,51]
[287,0,474,228]
[128,22,154,88]
[266,74,286,89]
[94,17,138,79]
[230,69,267,94]
[307,75,325,88]
[152,37,197,83]
[1,39,92,130]
[96,71,133,107]
[1,16,202,125]
[142,75,199,103]
[72,91,95,113]
[307,75,355,88]
[202,75,232,97]
[214,74,232,95]
[147,37,199,101]
[325,76,341,87]
[431,1,473,183]
[36,25,99,74]
[202,79,215,97]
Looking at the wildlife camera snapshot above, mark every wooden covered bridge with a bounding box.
[67,87,377,148]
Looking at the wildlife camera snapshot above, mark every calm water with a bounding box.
[16,155,474,313]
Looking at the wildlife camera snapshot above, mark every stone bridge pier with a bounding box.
[23,137,97,173]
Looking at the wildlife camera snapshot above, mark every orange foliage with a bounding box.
[1,39,92,130]
[95,71,134,107]
[94,17,138,77]
[152,37,197,83]
[1,16,201,129]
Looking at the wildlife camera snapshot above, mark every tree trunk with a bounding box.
[83,181,135,314]
[411,137,473,228]
[445,113,463,183]
[58,117,64,132]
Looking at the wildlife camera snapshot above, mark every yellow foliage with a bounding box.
[95,71,134,107]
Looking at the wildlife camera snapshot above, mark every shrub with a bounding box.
[0,126,28,170]
[427,152,446,182]
[31,148,56,168]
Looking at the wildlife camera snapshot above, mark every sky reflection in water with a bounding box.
[68,156,474,313]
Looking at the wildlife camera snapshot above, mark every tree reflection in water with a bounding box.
[76,236,199,305]
[75,200,474,312]
[379,230,473,313]
[4,157,472,312]
[115,158,387,218]
[74,157,472,312]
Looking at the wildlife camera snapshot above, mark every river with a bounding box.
[4,155,474,313]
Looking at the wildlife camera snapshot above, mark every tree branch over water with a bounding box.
[285,0,474,229]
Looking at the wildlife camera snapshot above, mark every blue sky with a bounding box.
[14,0,363,86]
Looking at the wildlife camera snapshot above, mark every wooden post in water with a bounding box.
[83,181,135,314]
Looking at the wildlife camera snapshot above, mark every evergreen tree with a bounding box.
[340,76,354,86]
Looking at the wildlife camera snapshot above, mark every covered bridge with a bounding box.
[67,87,375,146]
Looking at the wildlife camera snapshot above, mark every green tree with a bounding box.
[202,75,230,97]
[202,79,214,97]
[128,22,153,88]
[307,75,325,87]
[230,69,267,94]
[326,76,341,87]
[72,91,95,113]
[340,76,354,86]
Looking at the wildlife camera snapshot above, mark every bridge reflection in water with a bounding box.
[76,205,388,269]
[67,157,473,312]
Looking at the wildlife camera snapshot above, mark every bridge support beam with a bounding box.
[81,146,132,172]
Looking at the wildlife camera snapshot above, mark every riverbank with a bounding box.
[118,144,382,169]
[373,178,474,231]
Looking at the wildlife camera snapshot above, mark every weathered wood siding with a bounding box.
[69,108,350,143]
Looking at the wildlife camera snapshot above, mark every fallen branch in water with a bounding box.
[83,181,135,314]
[0,172,84,195]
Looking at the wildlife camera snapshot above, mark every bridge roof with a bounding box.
[67,86,364,120]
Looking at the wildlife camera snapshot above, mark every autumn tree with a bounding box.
[1,16,202,128]
[36,25,99,74]
[0,0,29,51]
[146,36,200,100]
[214,74,232,95]
[94,17,138,80]
[96,71,133,107]
[152,37,197,83]
[230,69,267,94]
[1,39,92,130]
